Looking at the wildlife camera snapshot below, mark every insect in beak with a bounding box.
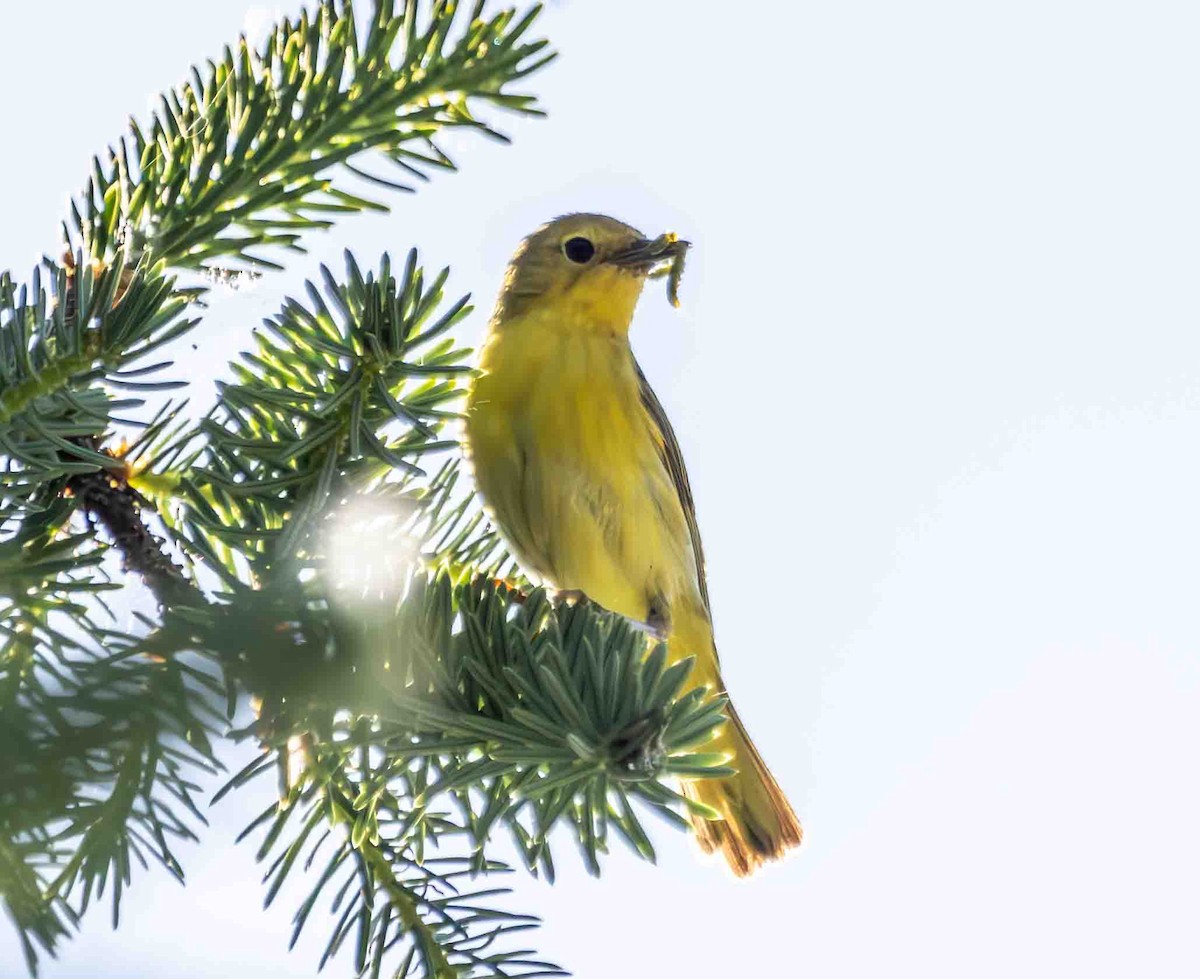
[608,233,691,307]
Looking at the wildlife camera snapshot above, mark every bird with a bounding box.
[464,213,801,876]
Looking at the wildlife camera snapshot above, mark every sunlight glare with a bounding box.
[323,493,420,609]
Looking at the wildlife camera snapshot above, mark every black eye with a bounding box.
[562,236,595,264]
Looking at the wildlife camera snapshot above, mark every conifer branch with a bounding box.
[0,536,222,972]
[179,250,475,581]
[66,465,194,610]
[70,0,553,273]
[0,3,735,977]
[0,257,197,533]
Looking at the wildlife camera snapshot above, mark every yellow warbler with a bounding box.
[465,213,801,876]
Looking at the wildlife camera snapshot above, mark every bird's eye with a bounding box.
[562,236,595,264]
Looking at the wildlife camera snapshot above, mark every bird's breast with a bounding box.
[470,317,654,475]
[465,316,687,618]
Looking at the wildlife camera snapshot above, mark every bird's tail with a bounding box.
[669,606,802,876]
[681,699,803,876]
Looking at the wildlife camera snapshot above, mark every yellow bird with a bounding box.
[465,213,801,876]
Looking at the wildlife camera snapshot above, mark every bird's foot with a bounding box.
[551,588,589,606]
[609,707,667,775]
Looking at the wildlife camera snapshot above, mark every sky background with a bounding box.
[3,0,1200,976]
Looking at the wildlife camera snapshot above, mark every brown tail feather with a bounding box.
[682,700,802,877]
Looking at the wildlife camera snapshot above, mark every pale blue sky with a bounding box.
[3,1,1200,976]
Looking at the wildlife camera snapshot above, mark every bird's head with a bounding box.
[493,213,689,336]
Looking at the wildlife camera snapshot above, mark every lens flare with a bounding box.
[322,493,420,609]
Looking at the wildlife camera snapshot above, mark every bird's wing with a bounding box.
[634,358,711,614]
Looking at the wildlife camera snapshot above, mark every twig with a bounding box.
[67,468,196,610]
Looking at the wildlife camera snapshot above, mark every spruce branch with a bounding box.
[0,2,736,975]
[180,250,475,581]
[179,563,725,978]
[66,463,194,610]
[2,250,732,976]
[0,257,198,534]
[5,0,553,539]
[70,0,553,273]
[0,536,221,973]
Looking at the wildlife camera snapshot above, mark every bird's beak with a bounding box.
[607,233,691,273]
